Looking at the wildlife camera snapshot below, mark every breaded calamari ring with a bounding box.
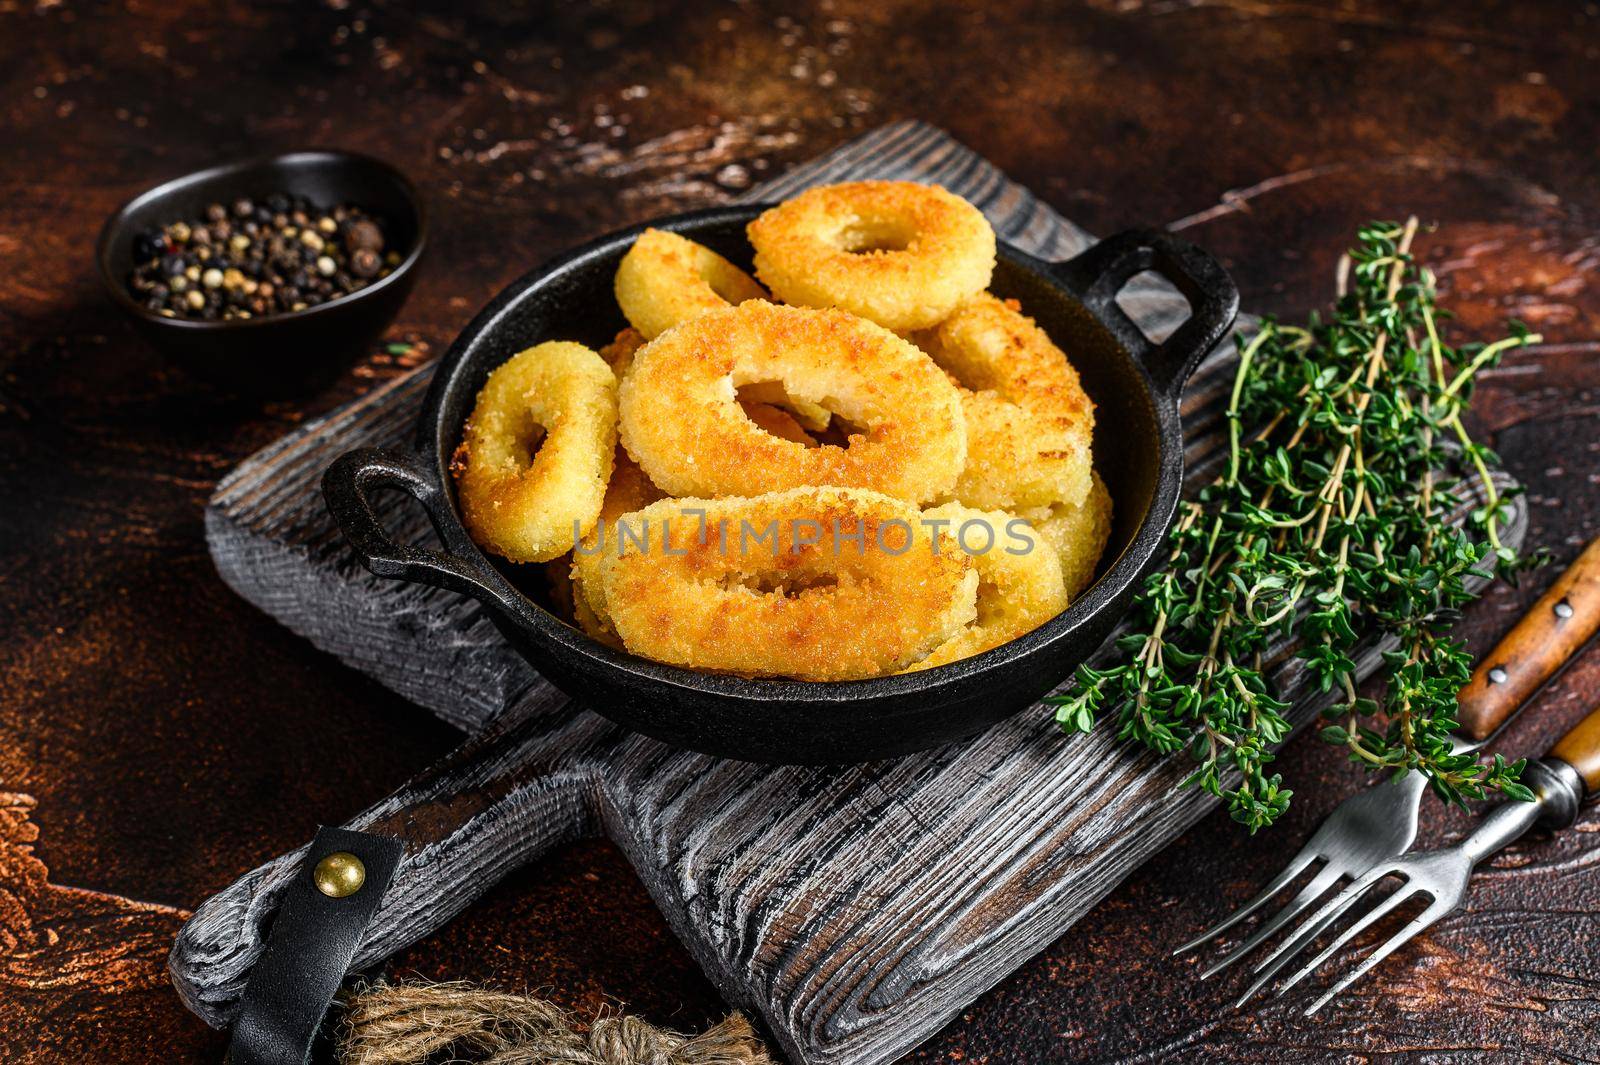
[600,337,818,456]
[548,550,626,649]
[903,502,1069,672]
[545,555,578,619]
[747,181,996,332]
[452,341,617,564]
[619,301,966,503]
[607,304,832,433]
[609,252,833,437]
[598,326,646,381]
[598,487,979,680]
[1019,471,1113,599]
[569,449,664,646]
[571,583,615,645]
[605,328,830,437]
[914,293,1096,510]
[614,228,768,340]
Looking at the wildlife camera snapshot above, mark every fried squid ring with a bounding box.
[605,312,830,440]
[598,326,646,381]
[597,487,979,680]
[545,556,578,620]
[619,301,965,503]
[614,228,768,340]
[453,341,617,564]
[903,503,1068,672]
[610,314,831,434]
[747,181,995,332]
[547,553,625,649]
[569,450,664,646]
[1020,472,1113,599]
[913,293,1096,510]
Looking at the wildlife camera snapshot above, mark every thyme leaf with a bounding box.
[1048,218,1539,832]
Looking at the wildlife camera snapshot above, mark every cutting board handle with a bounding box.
[170,693,617,1031]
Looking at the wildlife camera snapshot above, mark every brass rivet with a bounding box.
[313,852,366,898]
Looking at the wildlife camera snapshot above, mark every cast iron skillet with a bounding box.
[323,207,1238,764]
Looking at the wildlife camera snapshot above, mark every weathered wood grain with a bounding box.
[173,124,1526,1065]
[0,794,196,1062]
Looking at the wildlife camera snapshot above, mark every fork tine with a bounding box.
[1268,882,1420,1000]
[1198,862,1341,979]
[1173,847,1319,957]
[1302,899,1450,1016]
[1232,865,1390,1007]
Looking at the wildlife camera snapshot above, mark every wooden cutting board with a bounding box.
[169,121,1526,1065]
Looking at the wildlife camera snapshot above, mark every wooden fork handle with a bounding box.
[1457,538,1600,741]
[1550,701,1600,795]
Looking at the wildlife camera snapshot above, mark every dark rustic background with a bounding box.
[3,1,1598,1062]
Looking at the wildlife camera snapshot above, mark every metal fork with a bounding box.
[1237,712,1595,1013]
[1176,538,1600,979]
[1173,765,1434,977]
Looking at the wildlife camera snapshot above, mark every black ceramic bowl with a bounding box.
[96,151,426,398]
[324,207,1237,764]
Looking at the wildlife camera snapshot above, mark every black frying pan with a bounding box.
[322,206,1238,763]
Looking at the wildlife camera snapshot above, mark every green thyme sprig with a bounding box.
[1049,218,1541,832]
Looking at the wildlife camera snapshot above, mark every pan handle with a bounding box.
[322,446,524,618]
[1051,229,1240,398]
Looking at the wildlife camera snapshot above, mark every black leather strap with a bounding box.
[227,826,404,1065]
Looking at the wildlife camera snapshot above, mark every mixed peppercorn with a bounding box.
[126,195,401,320]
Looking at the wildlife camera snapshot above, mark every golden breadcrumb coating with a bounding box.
[615,228,768,340]
[748,181,995,332]
[914,293,1096,510]
[568,449,665,645]
[598,487,978,680]
[1019,471,1114,600]
[903,502,1069,671]
[453,341,617,564]
[740,398,818,446]
[619,301,966,504]
[598,326,646,381]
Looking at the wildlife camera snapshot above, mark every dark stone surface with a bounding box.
[1,1,1597,1061]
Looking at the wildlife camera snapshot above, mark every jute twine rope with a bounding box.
[337,980,776,1065]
